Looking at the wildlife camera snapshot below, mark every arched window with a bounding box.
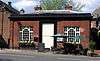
[68,29,75,37]
[68,29,75,43]
[19,26,33,43]
[64,26,80,44]
[23,28,29,41]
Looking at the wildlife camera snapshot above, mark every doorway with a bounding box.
[42,24,54,48]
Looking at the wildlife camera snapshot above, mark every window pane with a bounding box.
[76,33,79,36]
[76,38,80,43]
[76,27,79,31]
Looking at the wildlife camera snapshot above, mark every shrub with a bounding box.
[89,40,96,52]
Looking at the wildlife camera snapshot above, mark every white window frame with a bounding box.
[64,26,80,44]
[19,26,33,43]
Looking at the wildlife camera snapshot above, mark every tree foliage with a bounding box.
[73,2,85,11]
[41,0,64,10]
[90,28,100,50]
[41,0,85,11]
[89,40,96,52]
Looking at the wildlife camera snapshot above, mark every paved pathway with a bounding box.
[0,52,100,61]
[0,49,99,58]
[0,49,54,56]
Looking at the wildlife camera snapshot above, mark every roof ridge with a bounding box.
[0,0,19,14]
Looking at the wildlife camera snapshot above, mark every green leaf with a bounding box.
[41,0,85,11]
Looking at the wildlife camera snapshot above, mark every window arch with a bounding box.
[19,26,33,43]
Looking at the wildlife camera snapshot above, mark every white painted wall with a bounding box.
[42,24,54,48]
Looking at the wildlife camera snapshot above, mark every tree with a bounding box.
[41,0,85,11]
[41,0,64,10]
[72,2,85,11]
[90,28,98,41]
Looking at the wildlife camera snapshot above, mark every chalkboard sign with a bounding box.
[38,43,45,52]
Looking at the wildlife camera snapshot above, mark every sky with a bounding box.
[1,0,100,13]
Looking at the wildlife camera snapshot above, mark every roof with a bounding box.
[0,1,19,14]
[33,10,87,14]
[9,11,92,21]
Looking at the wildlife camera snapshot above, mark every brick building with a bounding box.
[0,1,19,48]
[9,10,92,49]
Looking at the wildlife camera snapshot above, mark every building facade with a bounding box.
[9,11,92,49]
[0,1,19,48]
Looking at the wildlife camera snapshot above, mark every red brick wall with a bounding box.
[11,20,39,48]
[11,20,90,48]
[0,11,11,47]
[57,20,90,48]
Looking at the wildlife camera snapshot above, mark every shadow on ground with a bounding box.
[0,58,13,61]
